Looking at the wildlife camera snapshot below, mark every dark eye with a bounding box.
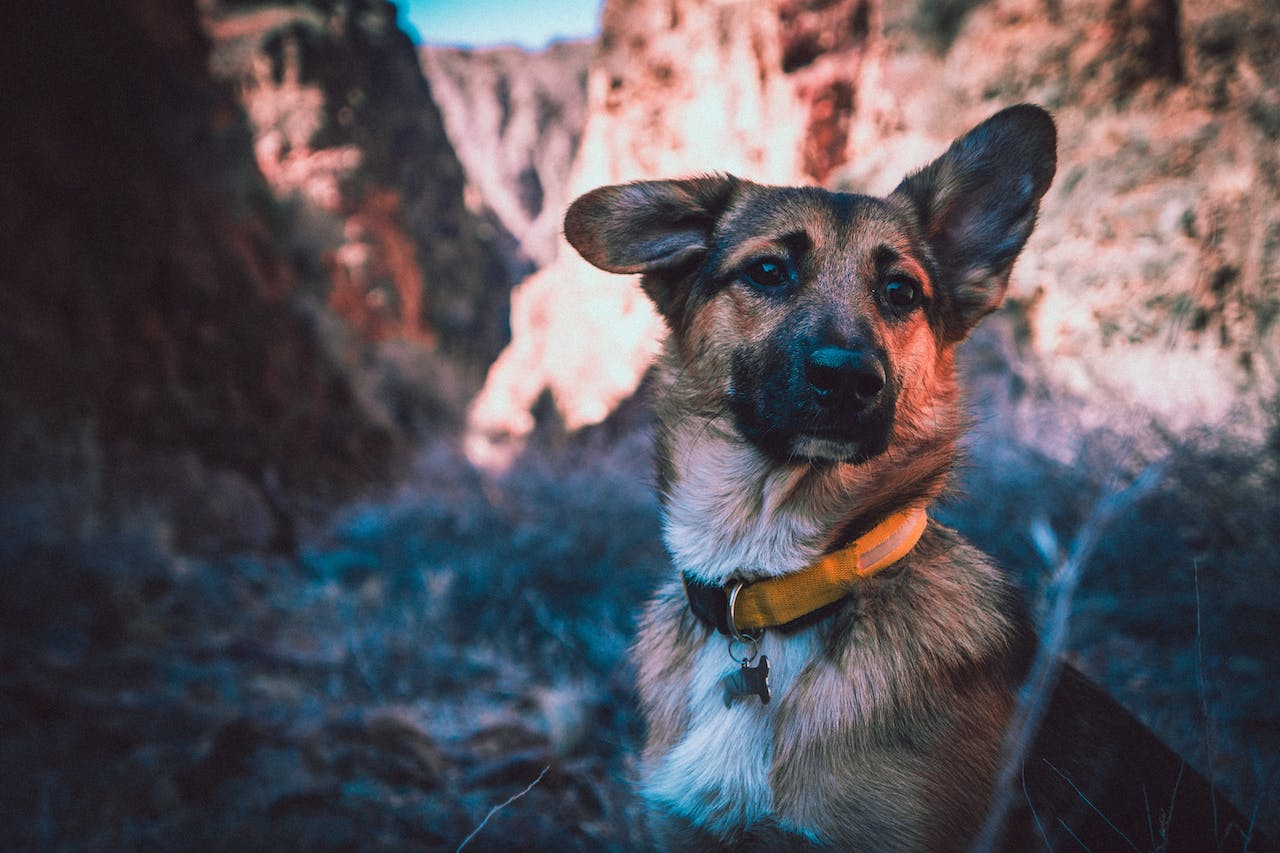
[882,276,921,309]
[742,256,790,289]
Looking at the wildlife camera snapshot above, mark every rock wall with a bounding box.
[0,0,378,500]
[203,0,509,366]
[465,0,883,466]
[464,0,1279,466]
[422,40,595,278]
[0,0,504,549]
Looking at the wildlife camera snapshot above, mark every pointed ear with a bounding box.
[564,175,738,317]
[892,104,1056,338]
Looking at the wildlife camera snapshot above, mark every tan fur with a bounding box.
[635,524,1022,849]
[564,107,1270,852]
[562,107,1056,849]
[608,172,1020,846]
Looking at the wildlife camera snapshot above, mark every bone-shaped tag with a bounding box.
[722,655,770,707]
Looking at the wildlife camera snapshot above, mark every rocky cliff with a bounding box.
[0,0,504,550]
[203,0,509,365]
[465,0,1280,466]
[422,40,595,279]
[465,0,886,466]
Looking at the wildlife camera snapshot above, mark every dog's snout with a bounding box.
[806,346,886,406]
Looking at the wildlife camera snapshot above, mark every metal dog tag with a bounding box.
[723,655,770,707]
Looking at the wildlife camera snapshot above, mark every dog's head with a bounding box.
[565,105,1056,465]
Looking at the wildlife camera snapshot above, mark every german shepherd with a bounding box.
[564,105,1270,851]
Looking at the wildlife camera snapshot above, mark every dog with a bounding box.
[564,104,1270,851]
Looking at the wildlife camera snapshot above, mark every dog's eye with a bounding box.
[882,276,921,309]
[742,257,790,289]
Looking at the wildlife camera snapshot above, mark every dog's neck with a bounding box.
[655,408,957,589]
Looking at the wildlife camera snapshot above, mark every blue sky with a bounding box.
[393,0,603,48]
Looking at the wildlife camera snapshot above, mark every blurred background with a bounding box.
[0,0,1276,848]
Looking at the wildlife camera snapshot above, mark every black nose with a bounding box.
[805,346,885,406]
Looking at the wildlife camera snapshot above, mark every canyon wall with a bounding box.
[422,39,595,278]
[0,0,504,549]
[203,0,509,364]
[849,0,1280,457]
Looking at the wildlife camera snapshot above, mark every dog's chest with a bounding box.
[642,629,820,838]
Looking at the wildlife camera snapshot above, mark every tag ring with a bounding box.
[727,633,759,665]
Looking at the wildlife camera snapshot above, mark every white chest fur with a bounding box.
[646,422,890,838]
[663,436,819,584]
[660,424,879,586]
[642,628,821,838]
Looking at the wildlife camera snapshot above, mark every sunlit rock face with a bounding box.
[203,0,508,367]
[465,0,882,468]
[422,40,595,278]
[466,0,1279,468]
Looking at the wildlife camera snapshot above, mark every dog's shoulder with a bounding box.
[860,521,1034,676]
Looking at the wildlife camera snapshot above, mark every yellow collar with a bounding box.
[685,506,929,634]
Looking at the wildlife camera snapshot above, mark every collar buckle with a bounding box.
[725,581,761,644]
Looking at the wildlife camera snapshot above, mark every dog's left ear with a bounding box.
[564,175,739,319]
[891,104,1056,339]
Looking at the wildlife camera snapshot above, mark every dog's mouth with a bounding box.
[790,421,893,463]
[790,433,876,464]
[730,399,896,465]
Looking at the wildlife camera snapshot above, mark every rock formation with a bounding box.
[840,0,1280,457]
[0,0,506,549]
[203,0,509,367]
[422,40,595,278]
[0,0,372,504]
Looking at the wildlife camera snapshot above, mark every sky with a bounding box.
[392,0,603,48]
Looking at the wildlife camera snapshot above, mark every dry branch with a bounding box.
[971,464,1164,851]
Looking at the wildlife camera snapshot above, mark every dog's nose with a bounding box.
[805,346,885,406]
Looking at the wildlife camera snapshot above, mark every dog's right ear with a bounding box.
[564,175,738,318]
